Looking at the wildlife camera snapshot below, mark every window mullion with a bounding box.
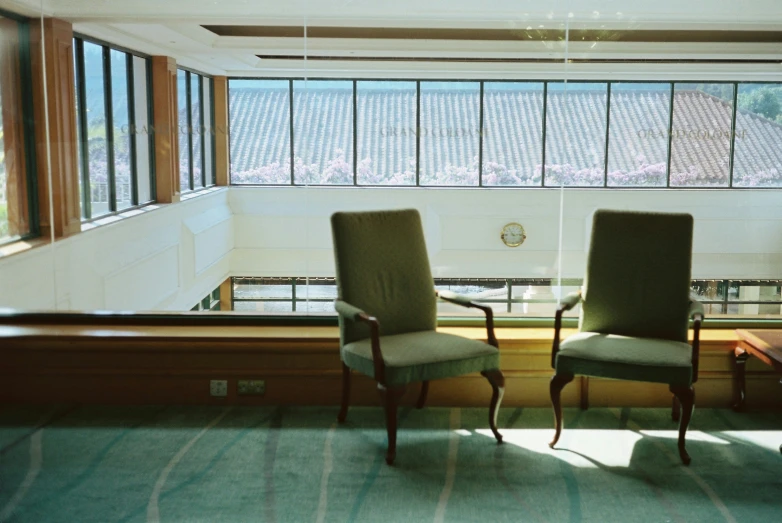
[127,53,138,206]
[187,71,194,191]
[74,38,91,219]
[199,76,206,187]
[103,46,117,213]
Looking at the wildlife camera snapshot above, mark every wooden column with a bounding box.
[30,18,81,239]
[213,76,229,186]
[219,277,233,311]
[0,18,30,238]
[151,56,180,204]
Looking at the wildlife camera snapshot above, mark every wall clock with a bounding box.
[501,222,527,247]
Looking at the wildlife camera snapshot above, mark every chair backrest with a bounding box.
[331,209,437,345]
[581,209,694,342]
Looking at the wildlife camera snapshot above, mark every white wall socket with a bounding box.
[210,379,228,397]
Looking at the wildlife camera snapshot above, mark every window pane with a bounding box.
[0,16,31,241]
[419,81,480,186]
[110,49,132,210]
[607,83,671,187]
[483,82,544,186]
[191,73,203,188]
[356,81,415,185]
[84,42,110,216]
[293,80,353,185]
[203,77,214,186]
[732,83,782,187]
[544,82,607,187]
[669,83,733,187]
[229,79,290,184]
[132,56,152,203]
[177,69,190,191]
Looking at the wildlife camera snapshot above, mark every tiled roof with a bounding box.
[228,88,782,186]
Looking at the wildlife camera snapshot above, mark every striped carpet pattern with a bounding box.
[228,86,782,187]
[1,406,781,522]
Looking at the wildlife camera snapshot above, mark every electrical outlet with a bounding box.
[237,379,265,396]
[210,379,228,397]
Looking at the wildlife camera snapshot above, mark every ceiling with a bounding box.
[1,0,781,79]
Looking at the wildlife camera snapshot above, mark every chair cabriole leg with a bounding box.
[669,384,695,465]
[549,373,574,448]
[672,394,681,422]
[481,370,505,443]
[378,383,406,465]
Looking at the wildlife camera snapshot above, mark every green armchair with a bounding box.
[549,209,704,465]
[331,209,504,465]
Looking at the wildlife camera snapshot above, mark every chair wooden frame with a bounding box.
[336,290,504,465]
[549,292,703,465]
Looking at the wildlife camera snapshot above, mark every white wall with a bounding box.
[231,187,782,281]
[1,186,780,311]
[0,188,233,311]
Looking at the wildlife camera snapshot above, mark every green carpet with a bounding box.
[1,405,781,522]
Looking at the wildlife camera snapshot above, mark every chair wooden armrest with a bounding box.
[334,300,386,384]
[551,291,582,368]
[436,290,498,347]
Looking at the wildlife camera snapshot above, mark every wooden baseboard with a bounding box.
[1,324,780,409]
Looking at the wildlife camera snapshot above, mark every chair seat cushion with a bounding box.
[555,331,693,386]
[343,330,500,386]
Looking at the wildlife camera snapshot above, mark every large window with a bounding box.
[733,83,782,187]
[482,82,544,186]
[178,68,215,192]
[73,36,154,219]
[229,79,782,188]
[607,83,671,187]
[419,81,480,186]
[356,81,416,185]
[544,82,607,187]
[0,14,36,244]
[669,83,734,187]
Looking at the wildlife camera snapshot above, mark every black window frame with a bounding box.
[177,66,216,192]
[73,34,156,221]
[227,77,782,190]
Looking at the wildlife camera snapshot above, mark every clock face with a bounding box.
[501,222,527,247]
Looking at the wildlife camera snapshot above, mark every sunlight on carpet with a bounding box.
[1,406,781,522]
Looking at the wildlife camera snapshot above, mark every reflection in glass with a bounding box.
[607,83,671,187]
[133,56,151,203]
[110,49,132,210]
[732,83,782,187]
[670,83,733,187]
[293,80,353,185]
[229,80,290,184]
[419,82,480,186]
[483,82,544,186]
[356,81,416,185]
[544,82,607,187]
[177,69,189,191]
[84,42,110,216]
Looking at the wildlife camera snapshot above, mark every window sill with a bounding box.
[0,237,50,260]
[80,204,164,232]
[180,185,223,201]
